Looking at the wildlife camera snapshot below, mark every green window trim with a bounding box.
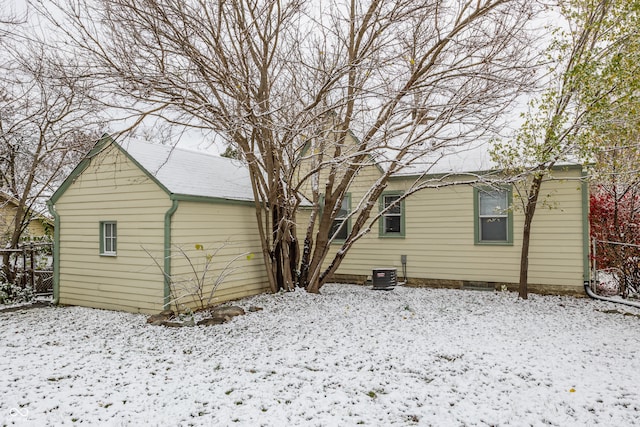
[100,221,117,256]
[473,186,513,246]
[379,191,405,238]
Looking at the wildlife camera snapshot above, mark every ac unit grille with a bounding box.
[372,268,397,290]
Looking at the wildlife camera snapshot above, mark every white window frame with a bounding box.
[380,193,405,237]
[100,221,117,256]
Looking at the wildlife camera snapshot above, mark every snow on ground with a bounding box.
[1,284,639,426]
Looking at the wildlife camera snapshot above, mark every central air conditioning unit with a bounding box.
[372,268,397,290]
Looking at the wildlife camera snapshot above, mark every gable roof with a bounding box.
[117,137,255,202]
[50,134,256,204]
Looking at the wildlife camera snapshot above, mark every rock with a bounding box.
[160,321,185,328]
[195,306,246,326]
[248,306,263,312]
[147,320,166,326]
[197,317,227,326]
[211,306,245,318]
[146,309,175,324]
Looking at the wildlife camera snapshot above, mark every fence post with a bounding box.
[21,247,27,287]
[592,237,597,292]
[29,243,35,293]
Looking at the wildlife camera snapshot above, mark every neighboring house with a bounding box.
[0,192,53,246]
[49,135,588,314]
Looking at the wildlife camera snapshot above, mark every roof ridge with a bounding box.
[115,136,239,163]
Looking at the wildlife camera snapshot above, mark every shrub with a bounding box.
[145,241,254,313]
[0,281,35,305]
[590,186,640,297]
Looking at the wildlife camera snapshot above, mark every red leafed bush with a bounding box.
[590,186,640,297]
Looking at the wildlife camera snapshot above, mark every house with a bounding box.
[48,135,588,314]
[1,192,53,246]
[47,135,268,313]
[321,148,588,295]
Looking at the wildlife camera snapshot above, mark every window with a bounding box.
[379,193,405,237]
[100,221,117,255]
[475,187,512,245]
[329,195,350,241]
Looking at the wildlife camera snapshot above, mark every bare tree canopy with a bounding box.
[37,0,541,292]
[0,3,26,30]
[0,16,103,279]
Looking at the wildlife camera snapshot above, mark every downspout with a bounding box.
[46,200,60,305]
[163,199,179,310]
[581,168,591,294]
[583,282,640,309]
[581,170,640,309]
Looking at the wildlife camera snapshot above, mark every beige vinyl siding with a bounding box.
[54,144,170,314]
[0,203,51,243]
[519,173,584,286]
[0,205,12,239]
[25,219,49,239]
[169,201,269,310]
[329,168,585,291]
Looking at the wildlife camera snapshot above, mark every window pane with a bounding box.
[480,217,507,241]
[330,197,349,240]
[382,195,402,235]
[479,190,507,216]
[104,222,116,253]
[384,216,401,233]
[337,198,348,219]
[330,220,348,240]
[384,195,401,215]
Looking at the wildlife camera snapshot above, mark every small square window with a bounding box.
[100,221,117,256]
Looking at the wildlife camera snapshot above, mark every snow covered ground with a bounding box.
[1,284,639,426]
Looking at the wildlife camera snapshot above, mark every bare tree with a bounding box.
[38,0,540,293]
[0,3,26,31]
[0,28,103,279]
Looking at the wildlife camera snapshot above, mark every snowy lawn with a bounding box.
[1,284,639,426]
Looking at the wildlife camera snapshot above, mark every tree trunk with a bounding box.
[2,203,26,283]
[1,252,12,283]
[519,172,545,299]
[267,192,301,293]
[298,207,318,290]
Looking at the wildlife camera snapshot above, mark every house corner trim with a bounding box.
[46,200,60,305]
[163,199,179,310]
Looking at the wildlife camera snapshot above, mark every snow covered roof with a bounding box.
[390,143,496,177]
[115,137,255,202]
[390,142,582,177]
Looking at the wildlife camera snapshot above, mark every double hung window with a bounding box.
[380,193,404,237]
[475,187,512,244]
[329,195,350,241]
